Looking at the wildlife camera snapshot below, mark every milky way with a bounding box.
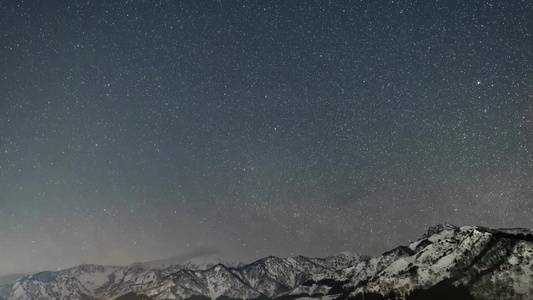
[0,0,532,275]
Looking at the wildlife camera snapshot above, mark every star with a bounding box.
[0,0,531,276]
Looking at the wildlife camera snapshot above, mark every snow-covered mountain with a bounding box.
[0,252,361,300]
[342,223,533,300]
[1,224,532,300]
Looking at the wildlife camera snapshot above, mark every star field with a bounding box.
[0,0,532,275]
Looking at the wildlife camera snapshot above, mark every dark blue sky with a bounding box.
[0,0,531,275]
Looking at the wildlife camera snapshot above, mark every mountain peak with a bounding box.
[133,253,244,271]
[337,251,359,258]
[422,223,458,238]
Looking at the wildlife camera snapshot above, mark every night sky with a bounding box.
[0,0,532,276]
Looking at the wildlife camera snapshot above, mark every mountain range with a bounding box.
[1,223,532,300]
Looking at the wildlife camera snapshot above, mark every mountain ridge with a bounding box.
[1,224,532,300]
